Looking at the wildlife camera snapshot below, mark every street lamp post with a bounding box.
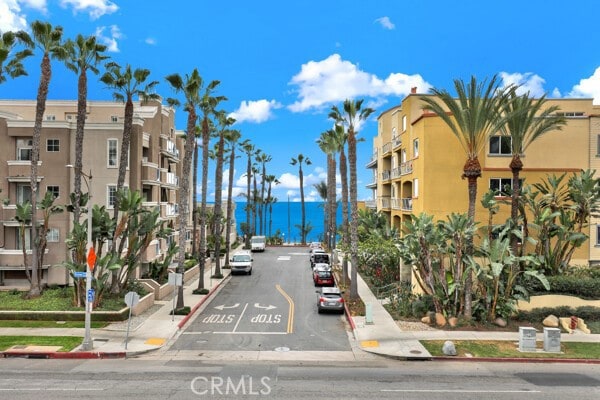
[67,165,93,351]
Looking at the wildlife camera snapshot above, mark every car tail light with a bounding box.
[319,297,327,303]
[339,297,344,303]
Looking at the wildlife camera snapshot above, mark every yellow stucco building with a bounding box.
[366,88,600,267]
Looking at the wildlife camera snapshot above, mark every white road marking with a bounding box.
[232,303,248,333]
[277,256,291,261]
[214,303,240,310]
[212,331,288,335]
[381,390,541,393]
[254,303,277,310]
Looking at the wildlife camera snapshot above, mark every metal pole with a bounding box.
[82,172,93,351]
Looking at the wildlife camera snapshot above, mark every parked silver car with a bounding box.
[316,287,345,313]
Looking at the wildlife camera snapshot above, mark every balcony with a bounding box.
[161,203,179,218]
[0,249,49,269]
[391,197,401,210]
[365,200,376,209]
[381,170,391,181]
[400,160,413,175]
[366,180,377,189]
[366,151,378,168]
[161,138,180,161]
[401,197,413,211]
[391,167,401,179]
[2,205,44,223]
[380,196,391,210]
[381,142,392,157]
[392,136,402,149]
[141,162,161,185]
[7,160,42,181]
[162,171,179,188]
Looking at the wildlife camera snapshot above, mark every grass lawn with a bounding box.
[0,320,108,328]
[422,340,600,359]
[0,287,125,311]
[0,336,82,352]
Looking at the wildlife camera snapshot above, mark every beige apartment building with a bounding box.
[0,98,191,287]
[367,89,600,267]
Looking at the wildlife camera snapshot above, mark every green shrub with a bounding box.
[193,288,210,295]
[526,276,600,299]
[411,295,434,317]
[171,306,190,315]
[516,306,600,322]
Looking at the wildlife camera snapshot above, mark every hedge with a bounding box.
[527,276,600,299]
[516,306,600,322]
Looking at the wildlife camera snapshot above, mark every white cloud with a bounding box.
[60,0,118,20]
[21,0,47,11]
[145,37,156,45]
[375,16,395,30]
[288,54,431,112]
[499,72,547,97]
[0,0,28,31]
[277,171,324,190]
[229,99,282,124]
[569,67,600,104]
[551,88,561,98]
[95,24,121,52]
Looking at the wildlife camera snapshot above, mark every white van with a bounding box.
[251,235,266,252]
[230,250,253,275]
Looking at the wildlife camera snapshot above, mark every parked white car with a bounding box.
[230,250,253,275]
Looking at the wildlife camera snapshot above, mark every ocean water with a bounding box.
[234,201,343,243]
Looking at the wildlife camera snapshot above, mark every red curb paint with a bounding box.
[0,351,126,359]
[177,273,229,329]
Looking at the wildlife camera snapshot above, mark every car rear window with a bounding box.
[322,293,341,299]
[315,255,329,263]
[317,271,332,278]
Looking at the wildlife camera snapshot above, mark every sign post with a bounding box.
[124,291,140,350]
[168,272,183,321]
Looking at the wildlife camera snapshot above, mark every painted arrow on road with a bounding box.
[214,303,240,310]
[254,303,277,310]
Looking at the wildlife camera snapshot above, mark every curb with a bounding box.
[1,351,126,359]
[177,272,230,330]
[430,356,600,364]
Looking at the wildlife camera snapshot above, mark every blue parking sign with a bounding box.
[87,289,95,303]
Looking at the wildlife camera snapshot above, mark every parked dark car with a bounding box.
[316,287,345,313]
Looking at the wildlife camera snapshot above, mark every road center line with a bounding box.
[276,284,294,333]
[232,303,248,333]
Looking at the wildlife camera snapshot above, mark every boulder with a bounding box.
[442,340,457,356]
[542,314,559,328]
[493,317,507,327]
[448,317,458,327]
[421,316,431,324]
[435,313,447,327]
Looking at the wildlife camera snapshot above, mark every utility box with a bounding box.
[519,327,537,351]
[543,328,561,352]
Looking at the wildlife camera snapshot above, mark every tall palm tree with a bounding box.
[65,35,108,224]
[240,139,254,248]
[499,91,566,254]
[224,129,241,264]
[101,63,159,219]
[191,125,201,259]
[0,29,33,84]
[264,174,279,237]
[290,154,311,245]
[331,123,349,279]
[419,75,508,318]
[318,129,338,249]
[28,21,67,298]
[313,180,328,243]
[212,112,235,277]
[256,151,272,235]
[197,80,225,288]
[165,69,201,308]
[329,99,374,300]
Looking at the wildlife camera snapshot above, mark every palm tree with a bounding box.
[101,63,159,218]
[240,139,254,248]
[0,29,33,84]
[212,112,235,277]
[165,69,202,308]
[65,34,108,224]
[256,151,272,235]
[419,75,508,318]
[197,80,225,289]
[290,154,311,244]
[331,123,349,277]
[28,21,67,298]
[224,129,241,264]
[264,174,279,237]
[317,129,338,249]
[499,91,566,254]
[329,99,374,300]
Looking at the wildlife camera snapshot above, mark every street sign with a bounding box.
[124,291,140,308]
[168,272,183,287]
[73,271,87,279]
[87,288,95,303]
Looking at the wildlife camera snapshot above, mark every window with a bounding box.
[489,136,512,155]
[111,115,118,123]
[107,185,117,208]
[16,138,33,161]
[413,138,419,157]
[490,178,513,197]
[556,112,584,117]
[45,114,55,121]
[413,178,419,197]
[596,225,600,246]
[47,228,59,242]
[46,185,59,199]
[46,139,59,152]
[16,228,32,250]
[108,139,118,167]
[16,184,32,205]
[402,115,407,132]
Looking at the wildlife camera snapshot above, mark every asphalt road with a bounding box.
[170,246,350,352]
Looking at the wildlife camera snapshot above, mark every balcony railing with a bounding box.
[382,142,392,155]
[163,171,179,187]
[381,170,391,181]
[391,167,401,179]
[161,139,180,159]
[366,150,378,168]
[162,203,179,217]
[365,200,376,209]
[380,197,391,209]
[392,136,402,148]
[400,160,413,175]
[401,197,413,211]
[391,197,401,210]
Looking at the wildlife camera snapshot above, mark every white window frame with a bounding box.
[46,138,60,152]
[107,139,118,168]
[16,138,33,161]
[111,115,118,123]
[16,183,32,205]
[401,149,407,163]
[107,185,117,208]
[490,178,513,197]
[413,178,419,197]
[489,136,512,155]
[47,228,59,242]
[16,227,32,250]
[45,114,55,121]
[46,185,59,199]
[402,115,407,132]
[413,138,419,157]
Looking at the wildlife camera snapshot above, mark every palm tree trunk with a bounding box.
[192,138,199,259]
[299,166,306,244]
[197,118,209,290]
[245,156,251,248]
[340,149,349,282]
[29,53,52,298]
[73,69,87,226]
[213,132,225,277]
[463,160,481,319]
[510,156,523,261]
[224,145,236,264]
[177,108,197,308]
[348,131,359,300]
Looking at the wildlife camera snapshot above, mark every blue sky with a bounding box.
[2,0,600,203]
